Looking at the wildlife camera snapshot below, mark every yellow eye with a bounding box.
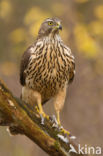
[48,21,54,26]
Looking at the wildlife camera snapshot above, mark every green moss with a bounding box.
[54,141,60,150]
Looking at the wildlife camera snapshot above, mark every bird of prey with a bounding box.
[20,17,75,134]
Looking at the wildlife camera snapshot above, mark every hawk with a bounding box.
[20,18,75,134]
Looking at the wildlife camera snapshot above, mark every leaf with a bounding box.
[74,24,97,58]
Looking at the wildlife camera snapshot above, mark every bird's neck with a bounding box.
[43,34,62,45]
[37,33,62,44]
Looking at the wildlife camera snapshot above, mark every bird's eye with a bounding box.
[48,21,54,26]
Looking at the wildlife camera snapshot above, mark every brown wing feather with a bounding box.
[69,60,75,83]
[20,46,32,86]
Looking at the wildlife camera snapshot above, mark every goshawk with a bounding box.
[20,17,75,134]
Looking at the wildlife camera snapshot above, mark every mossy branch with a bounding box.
[0,79,88,156]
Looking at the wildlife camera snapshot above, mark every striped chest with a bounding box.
[25,36,74,98]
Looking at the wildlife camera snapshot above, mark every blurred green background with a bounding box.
[0,0,103,155]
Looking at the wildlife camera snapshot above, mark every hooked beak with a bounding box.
[58,25,62,30]
[56,22,62,30]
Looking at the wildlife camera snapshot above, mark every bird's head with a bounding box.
[38,18,62,37]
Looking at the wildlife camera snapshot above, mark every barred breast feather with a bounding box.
[20,35,75,100]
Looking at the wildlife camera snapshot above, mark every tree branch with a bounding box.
[0,79,88,156]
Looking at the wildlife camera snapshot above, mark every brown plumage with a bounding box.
[20,17,75,133]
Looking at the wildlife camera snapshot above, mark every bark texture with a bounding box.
[0,79,89,156]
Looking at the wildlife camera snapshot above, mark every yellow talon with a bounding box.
[35,106,39,113]
[57,111,70,135]
[35,105,49,120]
[40,112,49,120]
[60,128,70,135]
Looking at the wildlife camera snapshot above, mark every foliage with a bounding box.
[0,0,103,156]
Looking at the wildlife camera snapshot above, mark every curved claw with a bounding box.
[40,112,49,120]
[51,115,59,128]
[35,106,49,123]
[40,113,49,125]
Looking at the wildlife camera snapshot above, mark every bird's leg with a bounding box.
[35,92,49,120]
[56,110,70,136]
[22,87,49,121]
[36,103,49,120]
[54,88,70,135]
[57,111,60,125]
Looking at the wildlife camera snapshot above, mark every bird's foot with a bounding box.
[51,115,59,128]
[35,106,49,124]
[51,115,70,136]
[40,111,49,120]
[60,127,70,136]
